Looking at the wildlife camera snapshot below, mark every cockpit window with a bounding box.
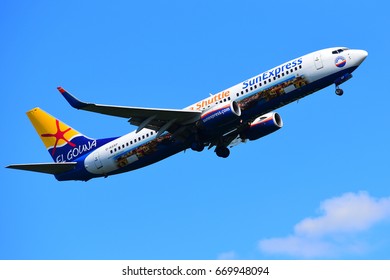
[332,48,349,54]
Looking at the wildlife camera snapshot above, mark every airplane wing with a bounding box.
[6,162,77,175]
[58,87,202,136]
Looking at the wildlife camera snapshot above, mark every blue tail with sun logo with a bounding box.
[27,108,114,163]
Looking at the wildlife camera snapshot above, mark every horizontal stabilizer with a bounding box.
[6,162,77,175]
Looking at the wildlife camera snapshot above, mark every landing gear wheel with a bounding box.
[335,88,344,96]
[191,142,204,152]
[215,147,230,158]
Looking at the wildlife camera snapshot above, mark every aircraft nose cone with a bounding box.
[356,49,368,65]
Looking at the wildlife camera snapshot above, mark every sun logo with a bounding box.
[41,119,76,156]
[335,56,346,68]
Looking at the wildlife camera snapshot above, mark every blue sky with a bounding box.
[1,0,389,260]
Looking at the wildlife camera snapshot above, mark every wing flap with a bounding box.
[6,162,77,175]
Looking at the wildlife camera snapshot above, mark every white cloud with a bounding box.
[295,192,390,237]
[259,236,335,258]
[217,251,237,260]
[258,192,390,258]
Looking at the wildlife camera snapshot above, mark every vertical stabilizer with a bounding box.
[27,108,97,162]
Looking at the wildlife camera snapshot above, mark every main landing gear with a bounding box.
[215,146,230,158]
[191,142,204,152]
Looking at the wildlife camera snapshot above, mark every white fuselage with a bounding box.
[83,47,367,176]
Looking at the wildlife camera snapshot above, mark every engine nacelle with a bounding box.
[241,112,283,141]
[197,101,241,130]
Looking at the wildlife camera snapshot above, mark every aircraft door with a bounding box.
[93,151,103,169]
[313,52,323,70]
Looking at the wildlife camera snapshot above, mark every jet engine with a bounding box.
[240,112,283,141]
[197,101,241,130]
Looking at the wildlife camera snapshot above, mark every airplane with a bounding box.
[7,47,368,181]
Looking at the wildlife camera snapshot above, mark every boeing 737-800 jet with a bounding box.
[7,47,368,181]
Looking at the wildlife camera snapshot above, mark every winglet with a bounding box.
[57,86,66,94]
[57,86,89,110]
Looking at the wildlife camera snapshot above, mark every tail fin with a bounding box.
[27,108,97,162]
